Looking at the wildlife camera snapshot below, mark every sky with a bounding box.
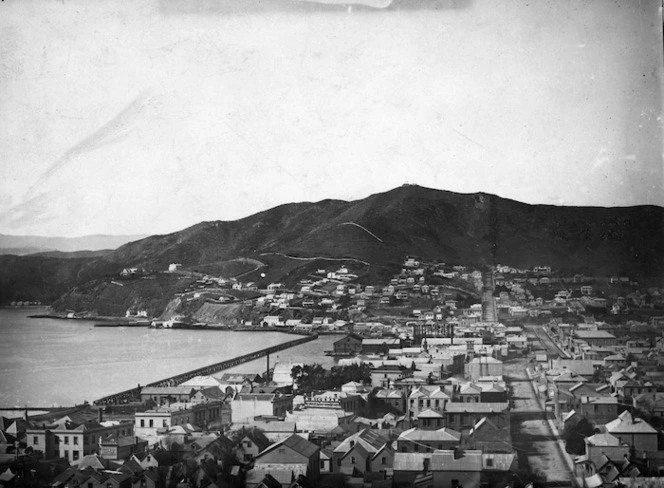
[1,0,662,237]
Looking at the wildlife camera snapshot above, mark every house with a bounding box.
[262,315,283,327]
[332,428,394,474]
[99,433,148,462]
[250,421,298,443]
[134,401,228,438]
[140,386,196,405]
[396,427,461,453]
[370,364,412,389]
[444,402,510,432]
[604,411,659,458]
[407,386,450,421]
[574,330,617,347]
[465,357,503,382]
[373,389,406,415]
[235,428,272,463]
[393,449,516,487]
[304,390,364,415]
[250,434,320,487]
[465,416,512,453]
[231,393,293,424]
[333,334,363,356]
[415,409,446,430]
[285,408,355,433]
[25,418,136,464]
[575,432,631,480]
[456,383,482,404]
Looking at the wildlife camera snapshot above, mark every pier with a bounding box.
[93,333,317,405]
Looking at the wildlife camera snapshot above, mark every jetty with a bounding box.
[93,333,317,405]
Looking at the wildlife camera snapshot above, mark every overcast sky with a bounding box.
[1,0,662,237]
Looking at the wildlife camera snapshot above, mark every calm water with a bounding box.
[0,309,339,407]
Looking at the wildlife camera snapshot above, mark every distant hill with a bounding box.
[0,233,147,254]
[1,185,662,308]
[95,185,664,278]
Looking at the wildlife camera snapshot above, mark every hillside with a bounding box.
[2,185,663,308]
[0,233,147,253]
[90,185,664,279]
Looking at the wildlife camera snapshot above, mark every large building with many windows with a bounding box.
[25,417,135,464]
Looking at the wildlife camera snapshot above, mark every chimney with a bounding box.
[98,408,103,423]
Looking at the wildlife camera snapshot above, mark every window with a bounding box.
[73,437,78,445]
[64,436,69,445]
[246,440,253,448]
[149,419,154,427]
[33,436,38,445]
[486,457,493,467]
[381,456,387,465]
[73,451,79,461]
[337,459,342,467]
[63,450,69,460]
[351,456,356,464]
[140,419,145,427]
[163,420,167,428]
[320,460,325,469]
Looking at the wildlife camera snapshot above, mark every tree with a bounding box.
[563,418,595,455]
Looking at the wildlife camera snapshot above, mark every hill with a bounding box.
[1,185,662,308]
[91,185,664,278]
[0,233,148,253]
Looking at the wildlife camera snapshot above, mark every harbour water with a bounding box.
[0,309,339,407]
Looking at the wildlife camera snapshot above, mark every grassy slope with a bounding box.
[3,185,663,309]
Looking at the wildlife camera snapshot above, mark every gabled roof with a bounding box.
[333,428,392,455]
[605,411,657,434]
[468,416,506,437]
[417,409,444,419]
[375,389,403,399]
[239,428,271,452]
[399,427,461,442]
[459,383,481,395]
[585,432,622,447]
[257,433,318,459]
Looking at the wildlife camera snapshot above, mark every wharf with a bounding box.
[93,333,318,406]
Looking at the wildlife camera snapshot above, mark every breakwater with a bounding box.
[93,334,317,405]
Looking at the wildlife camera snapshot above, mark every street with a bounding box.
[505,356,576,486]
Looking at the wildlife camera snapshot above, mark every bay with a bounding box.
[0,309,339,407]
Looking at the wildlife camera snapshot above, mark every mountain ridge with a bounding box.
[1,185,662,308]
